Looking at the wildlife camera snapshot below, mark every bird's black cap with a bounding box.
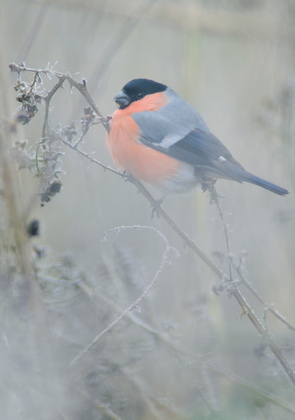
[114,79,167,109]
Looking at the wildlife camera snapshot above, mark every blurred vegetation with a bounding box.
[0,0,295,419]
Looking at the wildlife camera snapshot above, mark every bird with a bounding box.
[106,78,289,196]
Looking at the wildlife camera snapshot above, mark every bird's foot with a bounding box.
[201,176,216,192]
[201,177,225,203]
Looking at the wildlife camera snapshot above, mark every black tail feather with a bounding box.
[243,173,289,196]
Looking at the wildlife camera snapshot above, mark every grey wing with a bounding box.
[132,88,210,145]
[132,93,246,182]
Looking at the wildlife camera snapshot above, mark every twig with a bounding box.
[42,75,66,139]
[75,280,295,415]
[131,180,295,384]
[234,264,295,331]
[69,226,176,367]
[210,185,233,279]
[61,139,122,177]
[9,63,110,133]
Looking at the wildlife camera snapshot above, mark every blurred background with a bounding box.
[0,0,295,419]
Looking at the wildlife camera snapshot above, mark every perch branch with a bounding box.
[9,64,295,386]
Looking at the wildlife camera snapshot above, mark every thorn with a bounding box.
[240,308,248,319]
[151,197,164,219]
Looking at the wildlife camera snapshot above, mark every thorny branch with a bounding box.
[77,276,295,414]
[209,185,233,280]
[9,63,295,386]
[234,262,295,331]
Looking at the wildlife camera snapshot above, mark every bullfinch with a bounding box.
[106,78,289,196]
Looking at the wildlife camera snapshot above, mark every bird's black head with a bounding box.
[114,78,167,109]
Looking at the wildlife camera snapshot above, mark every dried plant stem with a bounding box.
[77,282,295,414]
[9,64,295,386]
[0,58,51,393]
[129,179,295,385]
[233,263,295,331]
[69,225,175,366]
[9,63,110,133]
[208,188,295,383]
[210,186,233,279]
[1,64,41,314]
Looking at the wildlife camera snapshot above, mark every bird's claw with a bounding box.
[201,177,225,203]
[201,176,216,193]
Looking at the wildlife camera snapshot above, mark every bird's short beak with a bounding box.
[114,90,130,109]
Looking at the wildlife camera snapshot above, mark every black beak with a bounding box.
[114,90,130,109]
